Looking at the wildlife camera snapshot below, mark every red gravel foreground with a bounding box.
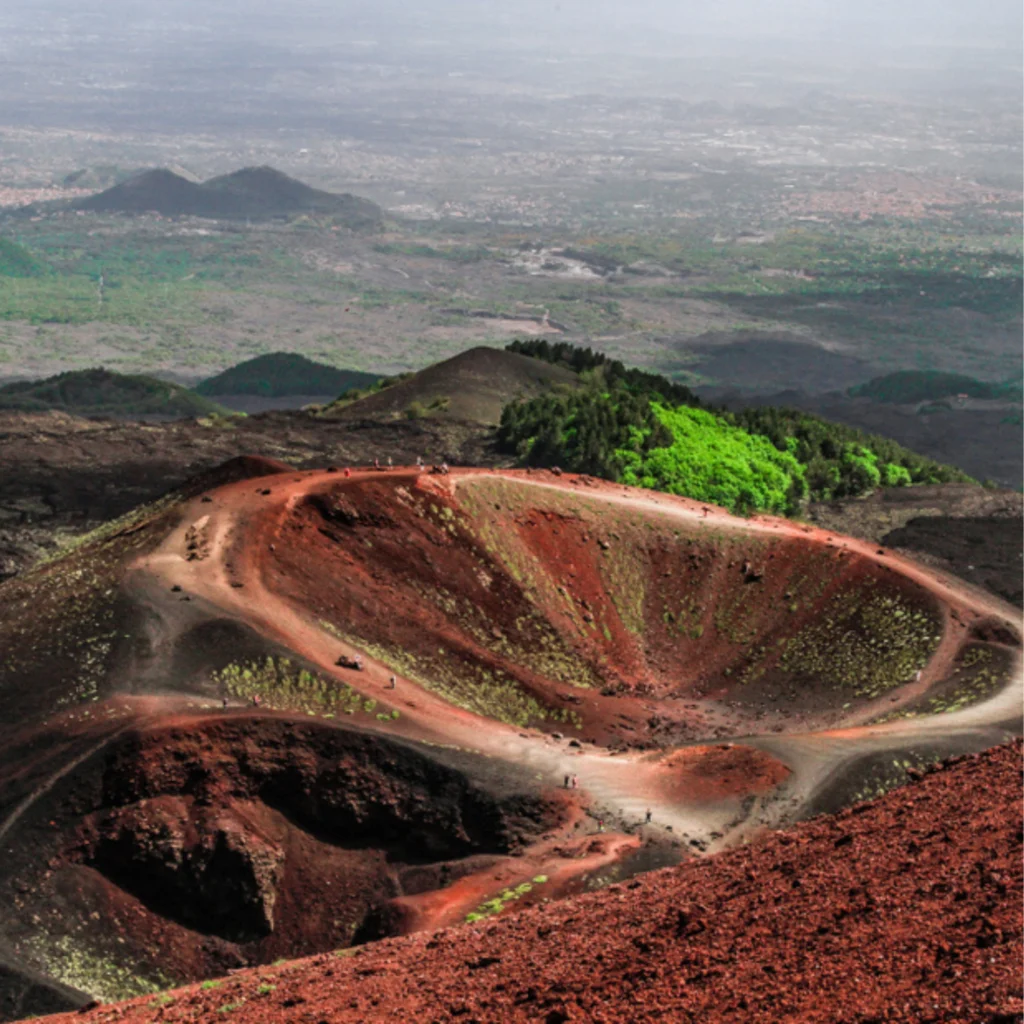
[46,741,1023,1024]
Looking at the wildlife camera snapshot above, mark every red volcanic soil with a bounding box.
[2,713,565,991]
[46,740,1023,1024]
[261,471,963,746]
[3,463,1020,1018]
[649,743,791,803]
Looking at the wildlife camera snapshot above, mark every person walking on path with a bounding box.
[645,808,652,824]
[389,675,397,689]
[564,774,570,789]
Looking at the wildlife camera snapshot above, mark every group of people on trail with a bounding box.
[341,457,449,475]
[563,774,579,790]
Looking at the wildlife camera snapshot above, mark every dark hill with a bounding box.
[320,346,581,425]
[75,169,208,216]
[75,166,383,227]
[850,369,1023,404]
[195,353,379,399]
[0,369,230,419]
[62,164,201,191]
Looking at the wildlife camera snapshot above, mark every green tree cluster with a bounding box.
[500,341,971,514]
[620,405,805,514]
[848,369,1017,404]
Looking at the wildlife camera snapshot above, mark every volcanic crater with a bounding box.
[0,463,1018,1017]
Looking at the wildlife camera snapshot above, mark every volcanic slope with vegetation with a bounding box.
[194,353,378,398]
[269,472,955,736]
[500,340,971,515]
[0,369,231,418]
[321,346,579,425]
[0,458,1016,1018]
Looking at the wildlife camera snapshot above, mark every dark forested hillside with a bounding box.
[499,342,972,514]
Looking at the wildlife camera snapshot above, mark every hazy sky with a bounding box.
[8,0,1024,53]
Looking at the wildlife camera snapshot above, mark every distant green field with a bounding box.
[0,237,42,277]
[0,216,1019,387]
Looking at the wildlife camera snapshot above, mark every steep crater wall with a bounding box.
[14,718,560,995]
[266,475,986,746]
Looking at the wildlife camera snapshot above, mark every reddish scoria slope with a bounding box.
[46,740,1023,1024]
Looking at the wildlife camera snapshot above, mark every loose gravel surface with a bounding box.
[44,740,1023,1024]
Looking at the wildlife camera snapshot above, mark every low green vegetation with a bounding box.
[373,241,490,262]
[317,371,415,415]
[0,236,43,276]
[874,644,1010,721]
[30,934,171,1004]
[776,590,940,698]
[195,351,379,397]
[850,369,1023,404]
[0,368,231,418]
[405,395,450,419]
[211,656,391,719]
[465,877,547,923]
[500,341,971,513]
[335,632,581,731]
